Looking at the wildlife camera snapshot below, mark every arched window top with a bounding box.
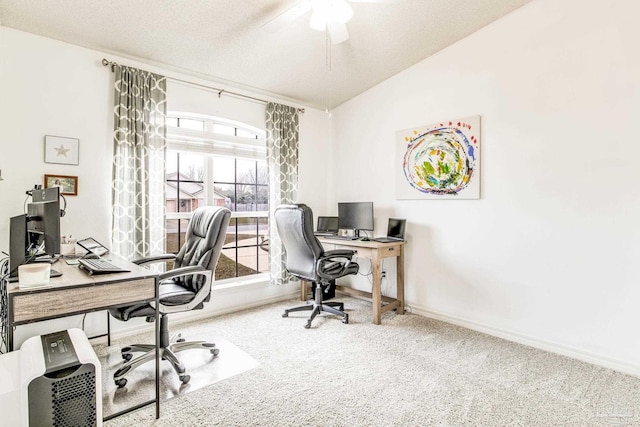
[166,112,266,160]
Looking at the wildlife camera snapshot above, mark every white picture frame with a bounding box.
[44,135,79,165]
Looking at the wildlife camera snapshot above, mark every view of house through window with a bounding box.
[165,113,269,282]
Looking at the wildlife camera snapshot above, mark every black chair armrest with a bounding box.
[133,254,177,266]
[321,249,356,259]
[158,265,205,281]
[317,250,356,279]
[155,266,213,314]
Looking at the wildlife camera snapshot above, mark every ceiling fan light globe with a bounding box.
[309,11,327,31]
[332,0,354,24]
[309,0,353,31]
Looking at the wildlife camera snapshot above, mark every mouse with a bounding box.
[361,237,370,241]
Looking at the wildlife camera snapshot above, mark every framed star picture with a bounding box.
[44,135,79,165]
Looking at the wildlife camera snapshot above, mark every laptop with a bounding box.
[314,216,339,236]
[373,218,406,243]
[76,237,130,274]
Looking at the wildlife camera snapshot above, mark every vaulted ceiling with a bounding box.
[0,0,533,109]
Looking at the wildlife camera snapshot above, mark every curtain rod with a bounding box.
[101,58,304,113]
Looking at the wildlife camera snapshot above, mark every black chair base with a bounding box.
[113,315,219,388]
[282,284,349,328]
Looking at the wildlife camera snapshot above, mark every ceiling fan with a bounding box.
[263,0,395,45]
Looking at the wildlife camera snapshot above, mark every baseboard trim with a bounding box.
[409,304,640,377]
[174,290,299,325]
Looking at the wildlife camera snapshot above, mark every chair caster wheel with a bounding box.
[342,314,349,324]
[115,378,127,388]
[304,322,311,329]
[180,374,191,385]
[211,348,220,357]
[282,312,289,318]
[122,353,133,361]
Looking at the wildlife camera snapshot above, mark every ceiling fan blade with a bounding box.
[327,21,350,44]
[263,0,312,33]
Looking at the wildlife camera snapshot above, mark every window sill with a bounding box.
[212,273,271,292]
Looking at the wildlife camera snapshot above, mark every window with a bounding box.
[165,113,268,282]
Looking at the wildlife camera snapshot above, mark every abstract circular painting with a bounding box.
[397,116,480,199]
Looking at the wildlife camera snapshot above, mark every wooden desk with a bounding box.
[314,237,405,325]
[4,257,160,421]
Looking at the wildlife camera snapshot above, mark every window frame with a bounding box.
[165,112,270,286]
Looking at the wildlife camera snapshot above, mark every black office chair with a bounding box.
[109,206,231,387]
[275,204,359,328]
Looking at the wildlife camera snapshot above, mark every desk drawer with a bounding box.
[380,245,400,259]
[12,278,155,323]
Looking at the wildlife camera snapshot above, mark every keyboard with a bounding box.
[323,235,357,241]
[78,258,130,275]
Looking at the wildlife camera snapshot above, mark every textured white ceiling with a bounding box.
[0,0,533,109]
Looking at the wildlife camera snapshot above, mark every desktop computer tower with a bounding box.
[20,328,102,427]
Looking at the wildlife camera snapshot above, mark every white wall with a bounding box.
[0,27,331,347]
[330,0,640,372]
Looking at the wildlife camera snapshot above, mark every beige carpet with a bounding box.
[103,297,640,426]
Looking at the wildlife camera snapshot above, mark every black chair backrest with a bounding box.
[274,204,324,282]
[175,206,231,291]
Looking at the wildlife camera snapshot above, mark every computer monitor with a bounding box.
[387,218,406,239]
[7,187,62,281]
[338,202,374,237]
[9,214,28,279]
[316,216,339,233]
[27,199,61,256]
[31,186,60,203]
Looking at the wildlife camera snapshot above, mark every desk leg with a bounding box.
[154,278,160,419]
[372,251,382,325]
[8,326,14,352]
[301,280,310,301]
[107,313,111,346]
[397,245,405,315]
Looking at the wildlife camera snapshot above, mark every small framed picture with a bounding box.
[44,174,78,196]
[44,135,79,165]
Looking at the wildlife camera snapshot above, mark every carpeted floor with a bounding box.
[104,297,640,426]
[96,336,258,418]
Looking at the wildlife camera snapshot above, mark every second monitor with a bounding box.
[338,201,373,238]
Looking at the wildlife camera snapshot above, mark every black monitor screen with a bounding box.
[387,218,406,239]
[27,199,61,256]
[317,216,339,232]
[9,214,28,278]
[338,202,374,232]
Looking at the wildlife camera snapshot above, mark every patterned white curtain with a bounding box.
[266,102,299,285]
[111,65,167,260]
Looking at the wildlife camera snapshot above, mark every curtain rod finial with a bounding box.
[102,58,117,72]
